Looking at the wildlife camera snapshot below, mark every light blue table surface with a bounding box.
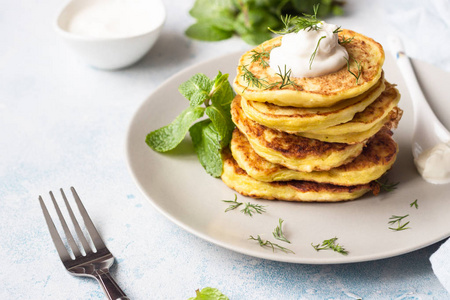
[1,0,449,299]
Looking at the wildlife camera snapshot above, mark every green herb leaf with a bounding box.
[189,120,223,177]
[145,106,205,152]
[388,214,410,231]
[188,287,229,300]
[222,194,243,212]
[310,35,326,69]
[240,64,269,90]
[207,72,235,147]
[249,235,295,254]
[250,48,270,68]
[410,199,419,209]
[205,105,233,147]
[376,179,399,192]
[269,4,322,35]
[189,0,234,20]
[273,218,291,243]
[241,202,266,216]
[178,73,214,107]
[147,72,234,177]
[271,65,302,90]
[312,237,348,255]
[344,56,362,85]
[185,21,233,42]
[186,1,345,45]
[210,72,235,109]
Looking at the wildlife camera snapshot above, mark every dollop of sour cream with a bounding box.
[270,22,348,78]
[414,142,450,184]
[67,0,163,38]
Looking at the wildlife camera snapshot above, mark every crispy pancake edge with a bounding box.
[221,150,375,202]
[230,128,398,185]
[231,95,365,172]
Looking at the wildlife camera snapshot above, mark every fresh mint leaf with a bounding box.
[189,0,234,20]
[209,15,236,32]
[186,1,345,45]
[189,120,223,177]
[188,287,229,300]
[205,105,233,147]
[207,72,235,147]
[210,72,234,109]
[241,31,273,46]
[185,22,233,42]
[145,106,205,152]
[147,71,235,177]
[178,73,213,107]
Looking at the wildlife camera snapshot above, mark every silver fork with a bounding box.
[39,187,129,300]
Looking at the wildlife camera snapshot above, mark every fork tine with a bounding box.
[71,187,106,250]
[60,188,93,255]
[39,196,72,262]
[49,191,82,258]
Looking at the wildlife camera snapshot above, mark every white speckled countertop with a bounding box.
[1,0,449,299]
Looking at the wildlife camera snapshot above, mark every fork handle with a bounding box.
[95,270,129,300]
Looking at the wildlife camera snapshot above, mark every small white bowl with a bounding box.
[55,0,165,70]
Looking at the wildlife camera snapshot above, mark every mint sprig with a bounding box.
[146,72,235,177]
[185,0,344,45]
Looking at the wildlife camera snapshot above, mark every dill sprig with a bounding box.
[241,64,301,91]
[311,237,348,255]
[271,65,302,90]
[240,64,269,90]
[250,48,270,68]
[376,179,399,192]
[310,35,326,69]
[339,35,354,44]
[272,218,291,243]
[222,195,265,216]
[269,4,322,35]
[249,235,295,254]
[388,214,410,231]
[344,56,362,85]
[410,199,419,209]
[333,26,342,34]
[222,194,243,212]
[241,202,266,216]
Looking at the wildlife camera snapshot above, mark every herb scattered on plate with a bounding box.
[312,237,348,255]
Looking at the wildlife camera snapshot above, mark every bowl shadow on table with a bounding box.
[132,30,192,70]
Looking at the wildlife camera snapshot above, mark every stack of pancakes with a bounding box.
[221,29,403,202]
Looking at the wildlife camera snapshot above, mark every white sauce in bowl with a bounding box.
[414,142,450,184]
[66,0,164,38]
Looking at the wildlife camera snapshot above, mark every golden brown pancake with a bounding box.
[296,106,402,144]
[302,82,401,133]
[233,29,385,107]
[231,95,365,172]
[230,128,398,185]
[221,150,377,202]
[241,75,385,133]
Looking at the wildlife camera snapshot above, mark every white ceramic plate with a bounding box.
[126,52,450,264]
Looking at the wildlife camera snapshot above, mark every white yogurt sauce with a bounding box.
[67,0,163,38]
[414,142,450,184]
[270,22,348,78]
